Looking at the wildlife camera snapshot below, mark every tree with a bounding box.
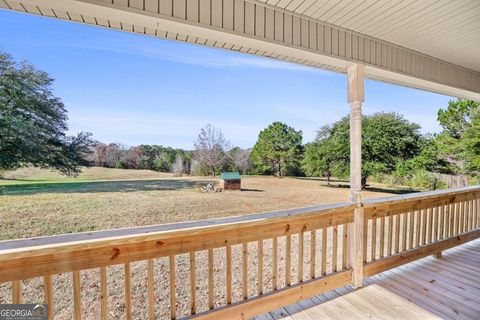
[194,124,230,176]
[303,139,337,185]
[104,143,126,168]
[436,99,480,180]
[172,154,184,175]
[0,52,93,176]
[251,122,303,177]
[87,143,107,167]
[437,99,477,139]
[305,113,423,188]
[227,147,252,174]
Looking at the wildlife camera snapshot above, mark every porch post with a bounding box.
[347,63,365,288]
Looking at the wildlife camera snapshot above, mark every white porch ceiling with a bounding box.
[255,0,480,72]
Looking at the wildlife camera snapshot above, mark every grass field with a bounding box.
[0,167,411,241]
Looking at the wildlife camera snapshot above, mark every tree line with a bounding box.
[86,140,252,176]
[188,101,480,191]
[2,51,479,190]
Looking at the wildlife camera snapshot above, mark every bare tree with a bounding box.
[124,147,143,169]
[233,148,252,174]
[194,124,230,176]
[172,154,184,176]
[104,143,127,168]
[86,143,107,167]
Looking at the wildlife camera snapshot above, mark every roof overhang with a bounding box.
[1,0,479,100]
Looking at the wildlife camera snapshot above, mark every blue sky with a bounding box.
[0,9,454,149]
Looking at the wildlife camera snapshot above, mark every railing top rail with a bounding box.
[0,201,354,253]
[363,185,480,207]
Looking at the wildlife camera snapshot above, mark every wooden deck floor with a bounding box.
[255,239,480,320]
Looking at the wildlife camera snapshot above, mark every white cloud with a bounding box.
[41,30,332,73]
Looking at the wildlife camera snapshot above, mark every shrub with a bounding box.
[114,160,125,169]
[410,170,446,190]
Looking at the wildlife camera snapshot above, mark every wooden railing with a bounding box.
[0,186,479,319]
[363,186,480,277]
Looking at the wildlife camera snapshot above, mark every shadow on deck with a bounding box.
[257,239,480,320]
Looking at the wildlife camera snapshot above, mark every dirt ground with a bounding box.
[0,167,405,319]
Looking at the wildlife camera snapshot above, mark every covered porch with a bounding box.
[0,0,479,319]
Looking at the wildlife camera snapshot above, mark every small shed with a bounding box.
[219,172,241,190]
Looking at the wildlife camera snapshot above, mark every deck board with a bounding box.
[256,239,480,320]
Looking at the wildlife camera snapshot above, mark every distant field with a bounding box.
[0,167,406,240]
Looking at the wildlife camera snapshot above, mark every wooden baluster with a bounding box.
[449,204,454,236]
[100,267,108,320]
[363,219,368,262]
[433,207,438,241]
[226,245,232,304]
[451,203,456,236]
[439,206,445,240]
[401,213,407,251]
[147,259,155,320]
[207,250,213,311]
[415,211,421,248]
[387,215,393,256]
[458,202,462,234]
[394,214,400,253]
[321,228,327,275]
[445,204,449,237]
[310,230,316,279]
[466,200,470,231]
[298,232,304,283]
[457,202,463,234]
[44,275,54,320]
[190,252,197,313]
[421,209,427,245]
[470,199,473,230]
[452,203,458,235]
[371,218,377,259]
[342,224,348,269]
[379,217,385,257]
[466,200,470,232]
[73,271,81,320]
[457,202,465,234]
[408,211,415,249]
[12,280,22,304]
[171,255,177,317]
[242,243,248,299]
[332,226,338,272]
[124,263,132,320]
[474,199,477,229]
[272,238,278,291]
[447,204,452,236]
[286,235,291,286]
[258,240,263,295]
[471,199,475,230]
[444,204,449,237]
[476,198,479,229]
[469,200,474,231]
[426,208,431,244]
[449,204,454,237]
[476,198,480,228]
